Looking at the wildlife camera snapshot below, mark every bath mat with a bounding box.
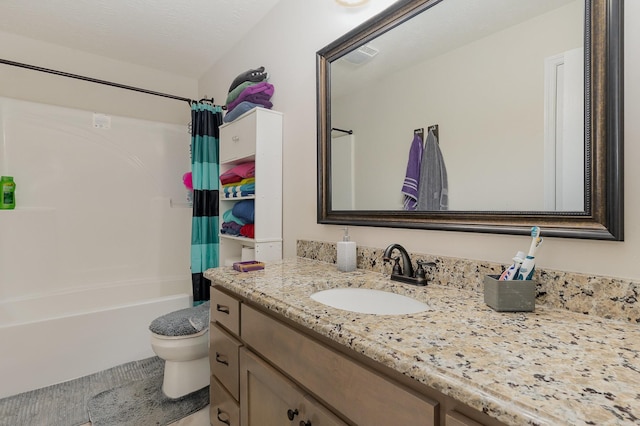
[88,374,209,426]
[0,356,164,426]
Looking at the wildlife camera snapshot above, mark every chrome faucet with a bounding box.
[382,243,435,286]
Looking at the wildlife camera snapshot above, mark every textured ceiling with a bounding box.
[0,0,283,78]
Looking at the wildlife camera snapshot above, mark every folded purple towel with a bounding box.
[226,81,260,105]
[226,82,274,112]
[221,221,243,235]
[240,81,274,97]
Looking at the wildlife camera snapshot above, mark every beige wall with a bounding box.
[2,1,635,281]
[200,0,639,280]
[0,31,196,124]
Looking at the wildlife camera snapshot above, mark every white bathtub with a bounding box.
[0,278,192,398]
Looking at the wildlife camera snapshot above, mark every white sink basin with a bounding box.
[310,288,428,315]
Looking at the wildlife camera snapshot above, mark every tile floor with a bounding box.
[79,404,210,426]
[169,406,210,426]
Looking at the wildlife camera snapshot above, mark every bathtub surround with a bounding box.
[0,97,192,303]
[0,357,163,426]
[0,96,194,398]
[296,240,640,324]
[87,374,209,426]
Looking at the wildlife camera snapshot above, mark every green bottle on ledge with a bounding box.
[0,176,16,209]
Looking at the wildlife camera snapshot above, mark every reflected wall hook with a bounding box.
[428,124,439,140]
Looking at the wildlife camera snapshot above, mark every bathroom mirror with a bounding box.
[317,0,623,240]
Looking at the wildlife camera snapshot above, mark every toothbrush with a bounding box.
[501,251,526,281]
[528,237,543,258]
[516,227,543,280]
[526,226,541,256]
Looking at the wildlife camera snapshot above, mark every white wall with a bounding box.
[200,0,639,281]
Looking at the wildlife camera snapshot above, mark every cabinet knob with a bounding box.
[299,421,312,426]
[232,136,240,142]
[287,409,299,420]
[216,408,231,425]
[216,304,230,314]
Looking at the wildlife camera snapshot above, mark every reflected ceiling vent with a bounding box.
[343,44,379,65]
[335,0,369,6]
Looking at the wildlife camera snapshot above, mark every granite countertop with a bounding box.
[204,258,640,426]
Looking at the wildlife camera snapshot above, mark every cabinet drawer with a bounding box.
[220,111,257,163]
[241,304,438,425]
[210,323,242,401]
[446,411,485,426]
[210,376,240,426]
[211,287,241,336]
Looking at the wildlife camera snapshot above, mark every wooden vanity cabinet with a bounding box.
[210,288,242,426]
[240,304,438,425]
[211,285,506,426]
[240,347,346,426]
[446,411,484,426]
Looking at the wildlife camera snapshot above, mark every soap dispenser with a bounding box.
[336,227,357,272]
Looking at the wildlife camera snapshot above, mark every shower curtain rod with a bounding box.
[0,58,225,108]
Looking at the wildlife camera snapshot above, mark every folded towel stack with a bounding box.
[221,200,255,238]
[220,161,257,239]
[223,178,255,198]
[220,162,256,195]
[224,66,274,123]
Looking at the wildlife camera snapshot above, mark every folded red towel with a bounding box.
[239,223,255,239]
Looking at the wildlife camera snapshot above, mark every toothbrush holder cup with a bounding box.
[484,275,536,312]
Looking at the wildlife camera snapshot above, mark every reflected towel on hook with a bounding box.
[417,129,448,211]
[401,133,423,210]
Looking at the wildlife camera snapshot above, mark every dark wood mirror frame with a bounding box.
[317,0,623,240]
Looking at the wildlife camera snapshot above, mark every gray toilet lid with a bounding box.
[149,301,210,337]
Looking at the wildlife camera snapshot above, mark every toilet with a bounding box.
[149,301,210,399]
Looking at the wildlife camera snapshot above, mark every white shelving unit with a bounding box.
[218,107,283,266]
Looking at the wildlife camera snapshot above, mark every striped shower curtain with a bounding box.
[190,102,223,303]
